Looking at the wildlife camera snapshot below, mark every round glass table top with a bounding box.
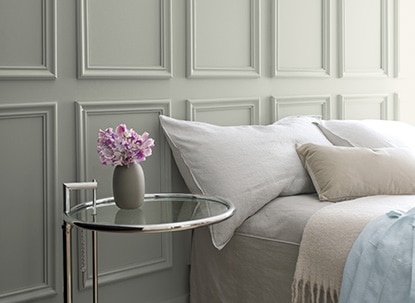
[63,193,235,233]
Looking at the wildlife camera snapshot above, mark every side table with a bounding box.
[62,181,235,303]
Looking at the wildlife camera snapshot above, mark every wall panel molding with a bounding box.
[75,100,173,288]
[393,0,399,77]
[0,0,57,80]
[80,233,173,289]
[186,0,261,78]
[186,97,260,125]
[339,0,395,78]
[393,93,399,120]
[77,0,172,79]
[0,103,57,301]
[338,94,393,119]
[272,0,330,78]
[271,95,331,121]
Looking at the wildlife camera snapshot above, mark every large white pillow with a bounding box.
[316,119,415,150]
[159,115,331,249]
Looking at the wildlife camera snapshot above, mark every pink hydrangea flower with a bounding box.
[97,124,155,167]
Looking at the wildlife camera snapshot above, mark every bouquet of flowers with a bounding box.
[97,124,155,167]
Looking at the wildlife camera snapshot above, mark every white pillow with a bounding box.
[316,119,415,150]
[296,143,415,202]
[159,115,331,249]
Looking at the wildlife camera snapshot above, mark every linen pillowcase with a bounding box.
[315,119,415,150]
[296,143,415,202]
[159,115,331,249]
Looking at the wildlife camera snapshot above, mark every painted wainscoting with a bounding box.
[1,0,414,303]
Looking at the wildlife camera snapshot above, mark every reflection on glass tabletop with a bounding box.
[63,193,235,233]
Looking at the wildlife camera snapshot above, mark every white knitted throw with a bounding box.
[292,195,415,303]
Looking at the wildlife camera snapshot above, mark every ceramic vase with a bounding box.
[112,162,145,209]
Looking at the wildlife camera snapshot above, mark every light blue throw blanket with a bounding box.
[339,207,415,303]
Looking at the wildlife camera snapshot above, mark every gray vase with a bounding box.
[112,163,145,209]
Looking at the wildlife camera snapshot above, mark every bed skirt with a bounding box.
[190,226,299,303]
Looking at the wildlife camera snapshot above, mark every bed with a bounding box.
[159,114,415,303]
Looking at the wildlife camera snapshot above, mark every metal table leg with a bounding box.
[63,181,98,303]
[92,230,98,303]
[63,222,72,303]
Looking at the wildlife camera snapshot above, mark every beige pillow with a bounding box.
[296,143,415,202]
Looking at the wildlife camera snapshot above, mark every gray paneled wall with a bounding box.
[0,0,414,302]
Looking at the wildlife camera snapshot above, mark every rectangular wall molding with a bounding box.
[75,100,173,288]
[339,0,395,78]
[338,94,394,119]
[271,95,331,121]
[272,0,331,78]
[186,97,260,125]
[393,0,400,77]
[80,232,173,289]
[0,103,57,301]
[0,0,57,80]
[186,0,261,78]
[77,0,172,79]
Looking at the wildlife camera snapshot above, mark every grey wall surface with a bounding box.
[1,0,415,303]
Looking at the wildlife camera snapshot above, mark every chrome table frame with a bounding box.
[62,181,235,303]
[63,181,98,303]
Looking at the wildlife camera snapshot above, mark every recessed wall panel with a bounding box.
[186,98,260,125]
[0,0,56,79]
[88,0,160,67]
[78,0,172,79]
[187,0,260,78]
[338,94,390,119]
[0,103,57,301]
[273,0,330,77]
[340,0,391,77]
[271,95,331,121]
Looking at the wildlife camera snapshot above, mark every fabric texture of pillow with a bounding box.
[296,143,415,202]
[159,115,331,249]
[315,119,415,150]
